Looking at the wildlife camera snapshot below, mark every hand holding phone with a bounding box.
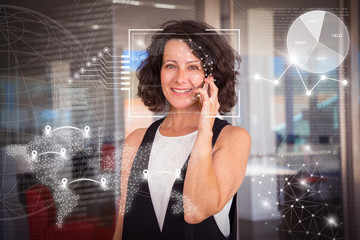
[196,81,209,110]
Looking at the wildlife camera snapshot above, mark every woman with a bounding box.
[113,20,250,240]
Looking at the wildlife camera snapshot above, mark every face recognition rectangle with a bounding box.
[125,29,241,118]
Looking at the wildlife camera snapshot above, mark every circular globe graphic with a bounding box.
[287,10,350,73]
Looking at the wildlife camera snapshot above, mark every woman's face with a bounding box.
[161,39,205,111]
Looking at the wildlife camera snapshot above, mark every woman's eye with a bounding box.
[165,64,175,69]
[189,65,200,70]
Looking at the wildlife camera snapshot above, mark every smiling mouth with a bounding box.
[171,88,192,94]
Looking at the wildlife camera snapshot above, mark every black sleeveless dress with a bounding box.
[122,118,237,240]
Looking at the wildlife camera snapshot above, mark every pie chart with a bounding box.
[287,10,349,73]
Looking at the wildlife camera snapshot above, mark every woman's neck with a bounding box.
[161,105,200,133]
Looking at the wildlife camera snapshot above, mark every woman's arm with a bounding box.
[183,78,251,224]
[113,128,146,240]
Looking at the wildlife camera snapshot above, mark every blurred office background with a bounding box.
[0,0,359,239]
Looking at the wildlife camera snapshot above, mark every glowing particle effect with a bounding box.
[91,24,100,30]
[97,52,104,58]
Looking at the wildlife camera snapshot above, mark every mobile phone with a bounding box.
[196,81,209,110]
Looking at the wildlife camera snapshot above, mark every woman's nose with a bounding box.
[174,68,188,84]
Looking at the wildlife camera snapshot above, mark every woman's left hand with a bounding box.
[193,76,220,133]
[185,76,250,224]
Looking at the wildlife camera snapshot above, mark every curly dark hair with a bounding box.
[137,20,241,114]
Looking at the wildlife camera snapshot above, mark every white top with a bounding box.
[148,125,232,237]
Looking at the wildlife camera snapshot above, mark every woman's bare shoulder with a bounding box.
[214,125,251,151]
[121,128,147,169]
[223,125,250,143]
[125,128,147,148]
